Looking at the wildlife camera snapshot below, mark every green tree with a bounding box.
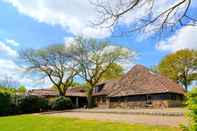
[69,37,135,108]
[100,63,124,81]
[149,65,159,73]
[158,49,197,91]
[17,85,26,93]
[182,87,197,131]
[20,44,78,96]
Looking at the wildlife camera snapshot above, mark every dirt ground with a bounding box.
[42,111,187,127]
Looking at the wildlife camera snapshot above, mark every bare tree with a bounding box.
[0,75,19,88]
[68,37,135,108]
[20,44,78,96]
[92,0,197,35]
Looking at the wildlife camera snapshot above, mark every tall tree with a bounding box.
[68,37,135,108]
[20,44,78,96]
[158,49,197,91]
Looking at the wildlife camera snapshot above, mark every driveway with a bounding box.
[41,111,187,127]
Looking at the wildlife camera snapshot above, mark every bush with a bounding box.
[18,95,49,113]
[0,92,12,116]
[182,88,197,131]
[50,97,73,110]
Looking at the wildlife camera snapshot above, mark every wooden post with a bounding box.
[76,97,79,108]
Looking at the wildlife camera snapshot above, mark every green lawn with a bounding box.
[0,115,180,131]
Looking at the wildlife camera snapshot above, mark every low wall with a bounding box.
[108,100,183,109]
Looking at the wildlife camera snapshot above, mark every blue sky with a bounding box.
[0,0,196,89]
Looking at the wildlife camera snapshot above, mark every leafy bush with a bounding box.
[50,97,73,110]
[0,87,16,94]
[182,88,197,131]
[18,95,49,113]
[0,92,12,116]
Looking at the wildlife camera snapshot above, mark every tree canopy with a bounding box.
[158,49,197,91]
[68,37,135,107]
[100,63,124,81]
[20,44,78,96]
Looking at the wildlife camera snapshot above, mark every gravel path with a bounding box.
[44,111,187,127]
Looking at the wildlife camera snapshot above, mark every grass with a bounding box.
[0,115,180,131]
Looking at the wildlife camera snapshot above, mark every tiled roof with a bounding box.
[108,64,186,97]
[28,87,87,97]
[66,87,87,97]
[93,80,117,96]
[28,89,58,97]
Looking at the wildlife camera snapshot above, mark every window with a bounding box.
[101,96,106,103]
[146,95,152,105]
[93,85,103,93]
[170,94,177,100]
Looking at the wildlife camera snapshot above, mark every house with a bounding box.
[27,87,87,108]
[93,64,186,108]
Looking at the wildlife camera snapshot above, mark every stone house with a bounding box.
[93,64,186,108]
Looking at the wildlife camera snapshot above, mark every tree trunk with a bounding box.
[58,89,65,96]
[87,88,94,108]
[183,75,188,92]
[183,81,188,92]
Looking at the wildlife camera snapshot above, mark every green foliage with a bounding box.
[21,44,78,96]
[0,88,25,116]
[184,88,197,131]
[149,65,159,73]
[0,86,16,94]
[17,85,26,93]
[158,49,197,91]
[50,96,73,110]
[0,92,12,116]
[101,63,124,81]
[18,95,49,113]
[68,37,135,108]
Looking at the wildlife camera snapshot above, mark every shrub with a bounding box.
[50,97,73,110]
[18,95,49,113]
[0,92,12,116]
[182,88,197,131]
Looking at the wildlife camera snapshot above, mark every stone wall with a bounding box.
[95,93,185,109]
[109,101,147,109]
[95,96,110,108]
[108,100,183,108]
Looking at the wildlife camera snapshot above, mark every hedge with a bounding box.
[0,92,12,116]
[18,95,49,113]
[50,96,73,110]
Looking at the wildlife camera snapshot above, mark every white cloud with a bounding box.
[0,41,18,57]
[4,0,111,38]
[64,37,75,44]
[0,58,52,89]
[0,59,20,73]
[156,26,197,52]
[0,59,22,85]
[6,39,20,46]
[4,0,196,39]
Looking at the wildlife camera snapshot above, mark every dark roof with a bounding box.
[28,89,58,97]
[66,87,87,97]
[93,80,117,96]
[28,87,87,97]
[104,64,185,97]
